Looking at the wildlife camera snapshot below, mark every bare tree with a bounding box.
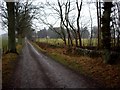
[39,1,67,46]
[63,0,73,47]
[15,1,36,44]
[76,0,82,47]
[68,16,78,47]
[6,2,17,53]
[96,0,100,48]
[37,0,83,48]
[101,1,113,63]
[96,0,102,49]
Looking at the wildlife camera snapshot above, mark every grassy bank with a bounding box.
[33,41,120,88]
[2,44,23,88]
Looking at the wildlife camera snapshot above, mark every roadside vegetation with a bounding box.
[1,0,36,88]
[33,39,120,88]
[2,39,23,88]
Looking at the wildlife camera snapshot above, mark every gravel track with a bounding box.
[12,40,101,88]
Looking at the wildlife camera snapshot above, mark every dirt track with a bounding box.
[12,40,101,88]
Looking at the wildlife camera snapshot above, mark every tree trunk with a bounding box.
[68,21,78,47]
[63,0,73,47]
[102,1,113,63]
[76,0,82,47]
[96,0,100,49]
[77,20,82,47]
[66,19,73,47]
[99,1,102,48]
[60,21,67,46]
[77,9,82,47]
[74,32,78,47]
[58,0,67,46]
[62,28,67,46]
[7,2,17,53]
[66,28,73,47]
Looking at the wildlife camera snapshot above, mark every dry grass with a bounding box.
[35,42,120,88]
[2,44,22,87]
[2,53,17,87]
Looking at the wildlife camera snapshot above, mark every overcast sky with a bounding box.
[31,0,98,32]
[1,0,119,35]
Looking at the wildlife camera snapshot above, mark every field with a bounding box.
[36,38,64,45]
[36,38,98,47]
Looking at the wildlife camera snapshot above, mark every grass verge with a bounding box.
[47,52,84,75]
[33,42,120,88]
[2,44,23,88]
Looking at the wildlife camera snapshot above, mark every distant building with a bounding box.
[37,28,47,38]
[37,27,61,38]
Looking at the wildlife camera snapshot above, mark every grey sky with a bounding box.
[0,0,97,35]
[0,0,120,35]
[31,0,98,32]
